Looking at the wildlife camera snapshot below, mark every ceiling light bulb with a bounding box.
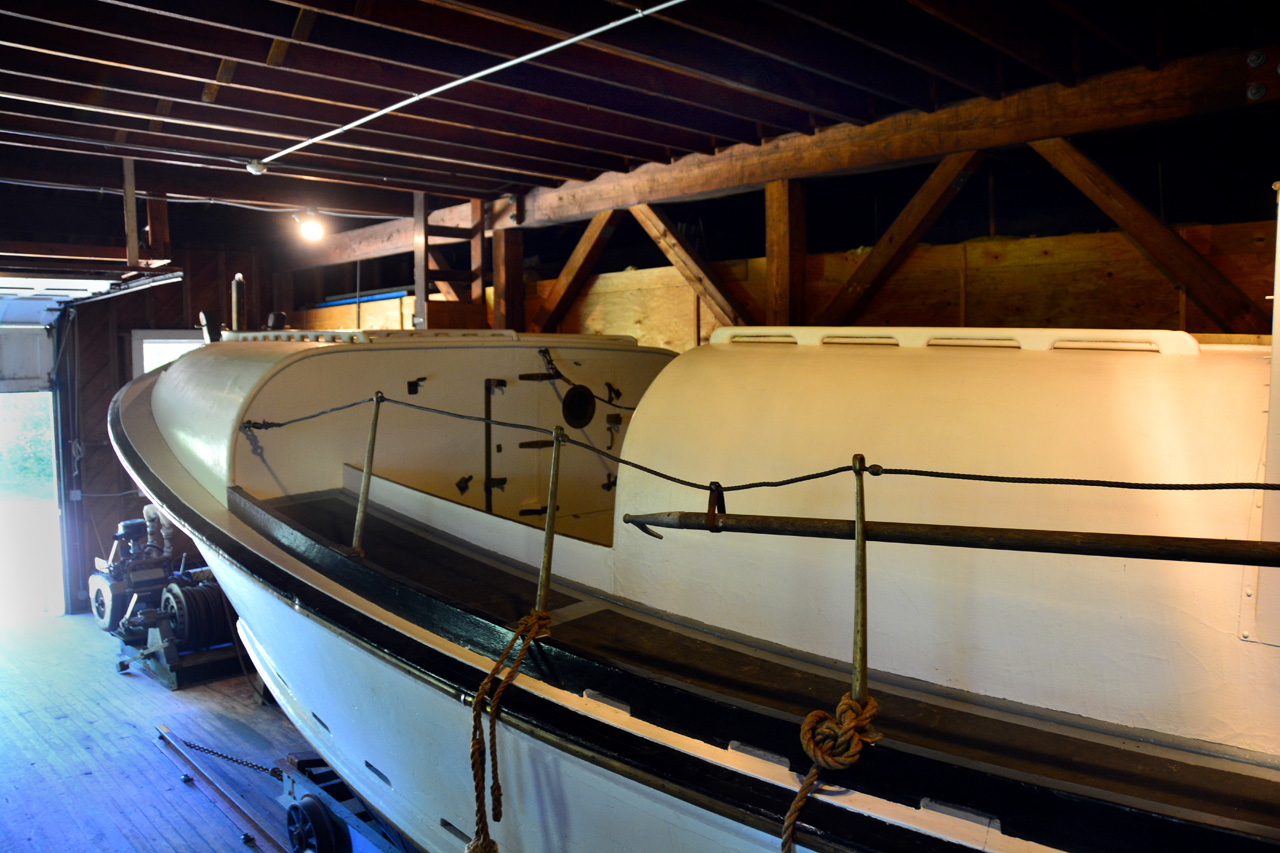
[298,212,324,242]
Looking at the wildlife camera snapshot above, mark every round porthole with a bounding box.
[561,384,596,429]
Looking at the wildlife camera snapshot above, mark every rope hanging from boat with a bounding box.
[465,609,552,853]
[240,396,1280,494]
[780,693,880,853]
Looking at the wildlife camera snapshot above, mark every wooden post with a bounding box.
[145,195,170,260]
[493,228,525,331]
[413,191,427,329]
[122,158,139,267]
[765,179,806,325]
[470,198,487,304]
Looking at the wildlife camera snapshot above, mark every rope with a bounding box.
[239,396,1280,495]
[465,609,552,853]
[780,693,878,853]
[240,397,371,431]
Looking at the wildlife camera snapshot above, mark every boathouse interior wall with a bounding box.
[2,3,1280,843]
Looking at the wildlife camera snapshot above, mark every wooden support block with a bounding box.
[817,150,985,325]
[493,228,524,331]
[765,179,806,325]
[1029,137,1270,333]
[533,209,624,332]
[630,204,755,327]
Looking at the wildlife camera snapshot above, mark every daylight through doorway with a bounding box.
[0,391,63,622]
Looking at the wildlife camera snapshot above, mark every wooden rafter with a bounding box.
[1029,137,1270,334]
[432,44,1278,230]
[629,204,754,327]
[816,150,985,325]
[531,209,625,333]
[905,0,1077,86]
[765,179,806,325]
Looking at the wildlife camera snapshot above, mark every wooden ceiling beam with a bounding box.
[763,0,1004,99]
[531,210,624,333]
[102,0,768,145]
[617,0,936,111]
[1,1,718,156]
[0,42,635,177]
[1028,137,1270,334]
[816,150,985,325]
[278,218,470,273]
[629,203,755,327]
[905,0,1078,86]
[0,13,674,164]
[300,0,833,132]
[0,67,596,185]
[0,110,538,198]
[398,0,873,126]
[1047,0,1159,71]
[422,44,1278,230]
[0,144,413,217]
[0,241,162,265]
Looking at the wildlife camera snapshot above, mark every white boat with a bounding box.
[109,325,1280,852]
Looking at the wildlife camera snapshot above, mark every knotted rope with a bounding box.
[465,609,552,853]
[780,693,879,853]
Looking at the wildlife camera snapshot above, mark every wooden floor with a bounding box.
[0,612,310,853]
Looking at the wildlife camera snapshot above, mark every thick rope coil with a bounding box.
[780,693,878,853]
[465,609,552,853]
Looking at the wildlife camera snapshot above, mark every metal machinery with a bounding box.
[87,505,241,688]
[282,754,421,853]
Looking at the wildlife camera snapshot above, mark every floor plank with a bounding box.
[0,613,310,853]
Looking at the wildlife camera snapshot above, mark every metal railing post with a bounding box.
[852,454,869,704]
[351,392,384,554]
[535,426,565,616]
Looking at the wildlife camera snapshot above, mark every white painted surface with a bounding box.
[140,328,1280,761]
[614,332,1278,755]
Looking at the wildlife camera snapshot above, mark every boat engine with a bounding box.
[88,505,240,688]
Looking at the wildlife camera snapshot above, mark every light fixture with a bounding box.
[293,209,324,242]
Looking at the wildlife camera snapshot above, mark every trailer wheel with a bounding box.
[286,794,342,853]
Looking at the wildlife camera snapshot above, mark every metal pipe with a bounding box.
[535,426,565,615]
[351,392,383,554]
[622,510,1280,568]
[851,455,868,703]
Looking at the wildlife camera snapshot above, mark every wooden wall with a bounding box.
[549,221,1275,352]
[287,221,1273,355]
[59,249,267,613]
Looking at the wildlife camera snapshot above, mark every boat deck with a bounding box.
[250,487,1280,850]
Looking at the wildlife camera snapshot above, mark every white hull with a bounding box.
[109,328,1280,852]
